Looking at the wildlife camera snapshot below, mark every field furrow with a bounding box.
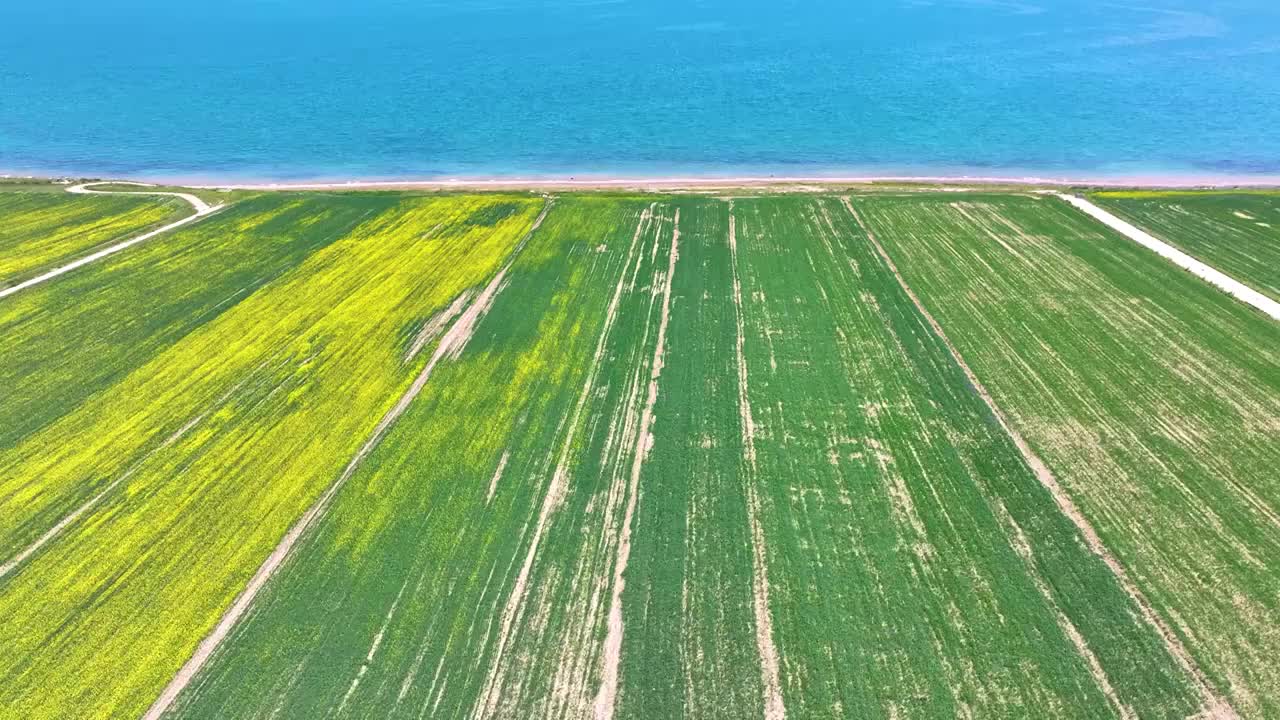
[0,190,186,286]
[856,193,1280,716]
[0,195,544,720]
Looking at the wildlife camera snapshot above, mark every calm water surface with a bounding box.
[2,0,1279,180]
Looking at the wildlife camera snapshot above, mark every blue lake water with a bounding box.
[2,0,1279,181]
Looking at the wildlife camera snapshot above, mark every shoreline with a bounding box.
[6,171,1280,192]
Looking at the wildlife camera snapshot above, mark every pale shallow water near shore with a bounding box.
[3,0,1280,180]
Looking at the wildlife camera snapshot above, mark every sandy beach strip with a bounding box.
[3,171,1251,193]
[9,169,1280,193]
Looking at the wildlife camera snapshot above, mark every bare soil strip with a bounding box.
[842,196,1237,719]
[472,205,654,720]
[142,199,552,720]
[1055,193,1280,321]
[485,451,510,505]
[0,182,223,300]
[593,209,681,720]
[406,290,475,363]
[727,202,787,720]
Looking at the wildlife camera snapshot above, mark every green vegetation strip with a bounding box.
[0,195,543,720]
[858,192,1280,717]
[0,191,185,286]
[1092,192,1280,302]
[616,198,767,718]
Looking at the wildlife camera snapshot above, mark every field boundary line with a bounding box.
[0,182,224,300]
[1053,192,1280,321]
[185,174,1280,192]
[142,198,553,720]
[727,201,787,720]
[841,196,1237,719]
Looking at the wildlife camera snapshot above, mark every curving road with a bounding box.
[0,181,223,300]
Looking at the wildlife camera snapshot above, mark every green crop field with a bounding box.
[0,185,1277,719]
[855,193,1280,717]
[1090,191,1280,302]
[0,191,186,287]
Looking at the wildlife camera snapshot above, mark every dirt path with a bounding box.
[0,182,223,300]
[69,181,218,215]
[1054,193,1280,321]
[141,199,552,720]
[843,196,1237,719]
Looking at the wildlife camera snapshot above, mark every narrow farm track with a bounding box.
[0,182,223,300]
[0,190,184,287]
[68,181,218,215]
[1091,191,1280,303]
[1055,193,1280,321]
